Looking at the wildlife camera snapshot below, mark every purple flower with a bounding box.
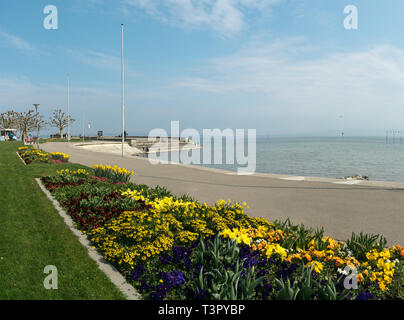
[194,263,204,277]
[261,279,273,300]
[356,291,375,300]
[172,246,192,262]
[239,246,262,268]
[158,270,186,288]
[278,262,298,280]
[159,253,172,264]
[130,265,145,281]
[150,291,166,300]
[195,288,209,300]
[139,279,152,293]
[184,257,192,270]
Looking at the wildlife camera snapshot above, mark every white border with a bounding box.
[35,178,141,300]
[16,151,27,165]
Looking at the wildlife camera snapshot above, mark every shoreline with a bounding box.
[156,161,404,189]
[39,141,404,245]
[76,142,404,189]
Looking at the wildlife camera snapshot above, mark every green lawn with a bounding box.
[0,141,125,299]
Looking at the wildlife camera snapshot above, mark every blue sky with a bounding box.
[1,0,404,136]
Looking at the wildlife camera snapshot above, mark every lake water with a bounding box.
[148,136,404,182]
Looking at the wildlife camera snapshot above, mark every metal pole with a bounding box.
[67,73,70,143]
[82,92,85,143]
[121,24,125,157]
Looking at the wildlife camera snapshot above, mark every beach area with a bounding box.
[40,141,404,246]
[3,0,404,304]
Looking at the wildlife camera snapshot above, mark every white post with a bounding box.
[82,92,85,143]
[121,24,125,157]
[67,73,70,143]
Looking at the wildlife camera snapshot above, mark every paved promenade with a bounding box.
[41,142,404,245]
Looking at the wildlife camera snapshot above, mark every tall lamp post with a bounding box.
[33,103,40,147]
[67,73,70,143]
[121,23,125,157]
[82,91,85,143]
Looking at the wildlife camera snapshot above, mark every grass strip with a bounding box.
[0,141,125,299]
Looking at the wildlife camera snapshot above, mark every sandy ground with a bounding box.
[41,142,404,245]
[74,142,142,155]
[74,141,201,156]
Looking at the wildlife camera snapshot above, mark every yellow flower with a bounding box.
[307,261,323,274]
[370,273,377,282]
[264,243,287,261]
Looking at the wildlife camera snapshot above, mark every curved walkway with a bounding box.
[41,142,404,246]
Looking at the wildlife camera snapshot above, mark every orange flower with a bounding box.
[345,257,360,267]
[313,250,325,259]
[333,257,345,267]
[255,242,266,250]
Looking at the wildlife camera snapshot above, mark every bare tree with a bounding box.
[49,109,75,138]
[33,115,48,147]
[0,110,19,129]
[15,110,37,142]
[32,104,48,147]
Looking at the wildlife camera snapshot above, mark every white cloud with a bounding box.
[0,30,35,52]
[172,39,404,94]
[169,39,404,131]
[67,49,140,77]
[123,0,282,36]
[68,50,120,69]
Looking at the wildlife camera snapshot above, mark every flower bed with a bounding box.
[17,146,70,164]
[50,152,70,163]
[41,165,404,300]
[92,164,134,183]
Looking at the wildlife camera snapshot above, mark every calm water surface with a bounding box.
[146,137,404,182]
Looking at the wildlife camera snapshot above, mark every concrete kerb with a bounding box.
[35,178,142,300]
[16,151,27,165]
